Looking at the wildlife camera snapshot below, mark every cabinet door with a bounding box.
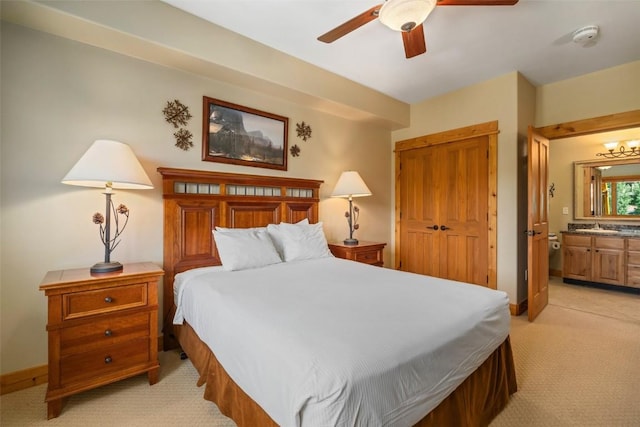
[592,237,625,286]
[562,245,591,281]
[592,248,625,285]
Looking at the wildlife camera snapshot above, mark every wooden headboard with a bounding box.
[158,167,323,349]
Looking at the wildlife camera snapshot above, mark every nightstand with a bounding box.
[328,241,386,266]
[39,262,164,419]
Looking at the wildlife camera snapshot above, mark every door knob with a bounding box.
[440,225,450,231]
[428,225,438,230]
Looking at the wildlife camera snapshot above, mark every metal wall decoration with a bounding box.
[289,121,312,158]
[163,99,193,151]
[174,128,194,151]
[296,121,312,141]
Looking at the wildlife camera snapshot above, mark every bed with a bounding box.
[158,167,517,427]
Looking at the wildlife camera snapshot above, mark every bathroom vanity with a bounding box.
[562,230,640,290]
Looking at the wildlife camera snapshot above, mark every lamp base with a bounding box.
[343,238,359,245]
[90,261,123,274]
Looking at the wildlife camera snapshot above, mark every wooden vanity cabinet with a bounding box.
[626,238,640,288]
[563,234,628,288]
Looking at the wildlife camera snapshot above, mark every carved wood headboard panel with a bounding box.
[157,167,323,349]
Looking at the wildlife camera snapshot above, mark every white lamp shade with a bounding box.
[379,0,437,32]
[62,139,153,189]
[331,171,372,198]
[603,141,619,151]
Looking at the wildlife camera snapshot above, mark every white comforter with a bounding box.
[174,257,510,427]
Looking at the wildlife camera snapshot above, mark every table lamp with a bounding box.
[62,139,153,273]
[331,171,372,245]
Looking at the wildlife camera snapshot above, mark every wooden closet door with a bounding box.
[399,137,489,286]
[399,146,441,276]
[439,136,489,285]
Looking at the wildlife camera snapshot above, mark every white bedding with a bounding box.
[174,257,510,427]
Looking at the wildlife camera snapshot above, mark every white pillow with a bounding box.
[266,219,308,258]
[267,221,332,262]
[213,228,282,271]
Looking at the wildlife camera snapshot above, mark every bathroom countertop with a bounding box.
[563,222,640,237]
[561,230,640,237]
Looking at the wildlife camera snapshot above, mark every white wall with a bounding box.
[0,23,393,374]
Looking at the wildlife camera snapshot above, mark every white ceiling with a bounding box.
[161,0,640,105]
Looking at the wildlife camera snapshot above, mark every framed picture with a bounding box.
[202,96,288,171]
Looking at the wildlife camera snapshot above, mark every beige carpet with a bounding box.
[1,277,638,426]
[491,277,640,427]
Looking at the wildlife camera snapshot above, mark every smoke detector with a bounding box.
[572,25,599,44]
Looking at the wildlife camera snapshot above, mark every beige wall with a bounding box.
[540,61,640,271]
[0,22,393,374]
[536,60,640,127]
[393,72,522,302]
[516,74,537,302]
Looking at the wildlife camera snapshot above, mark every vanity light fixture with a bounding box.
[596,140,640,158]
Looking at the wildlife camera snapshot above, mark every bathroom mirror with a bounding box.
[574,158,640,220]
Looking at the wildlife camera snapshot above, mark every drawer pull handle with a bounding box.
[104,329,112,337]
[104,296,113,303]
[104,356,112,364]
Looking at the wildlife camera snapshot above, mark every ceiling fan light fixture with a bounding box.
[379,0,437,32]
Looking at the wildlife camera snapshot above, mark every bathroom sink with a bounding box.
[574,229,619,234]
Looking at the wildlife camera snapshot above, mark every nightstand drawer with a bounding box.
[63,283,148,320]
[328,241,386,267]
[354,249,382,265]
[60,337,150,386]
[61,312,150,356]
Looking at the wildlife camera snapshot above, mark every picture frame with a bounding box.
[202,96,288,171]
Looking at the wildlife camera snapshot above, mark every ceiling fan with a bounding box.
[318,0,519,59]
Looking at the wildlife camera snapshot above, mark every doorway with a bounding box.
[531,109,640,314]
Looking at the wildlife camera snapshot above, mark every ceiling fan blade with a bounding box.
[436,0,518,5]
[318,4,382,43]
[402,24,427,59]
